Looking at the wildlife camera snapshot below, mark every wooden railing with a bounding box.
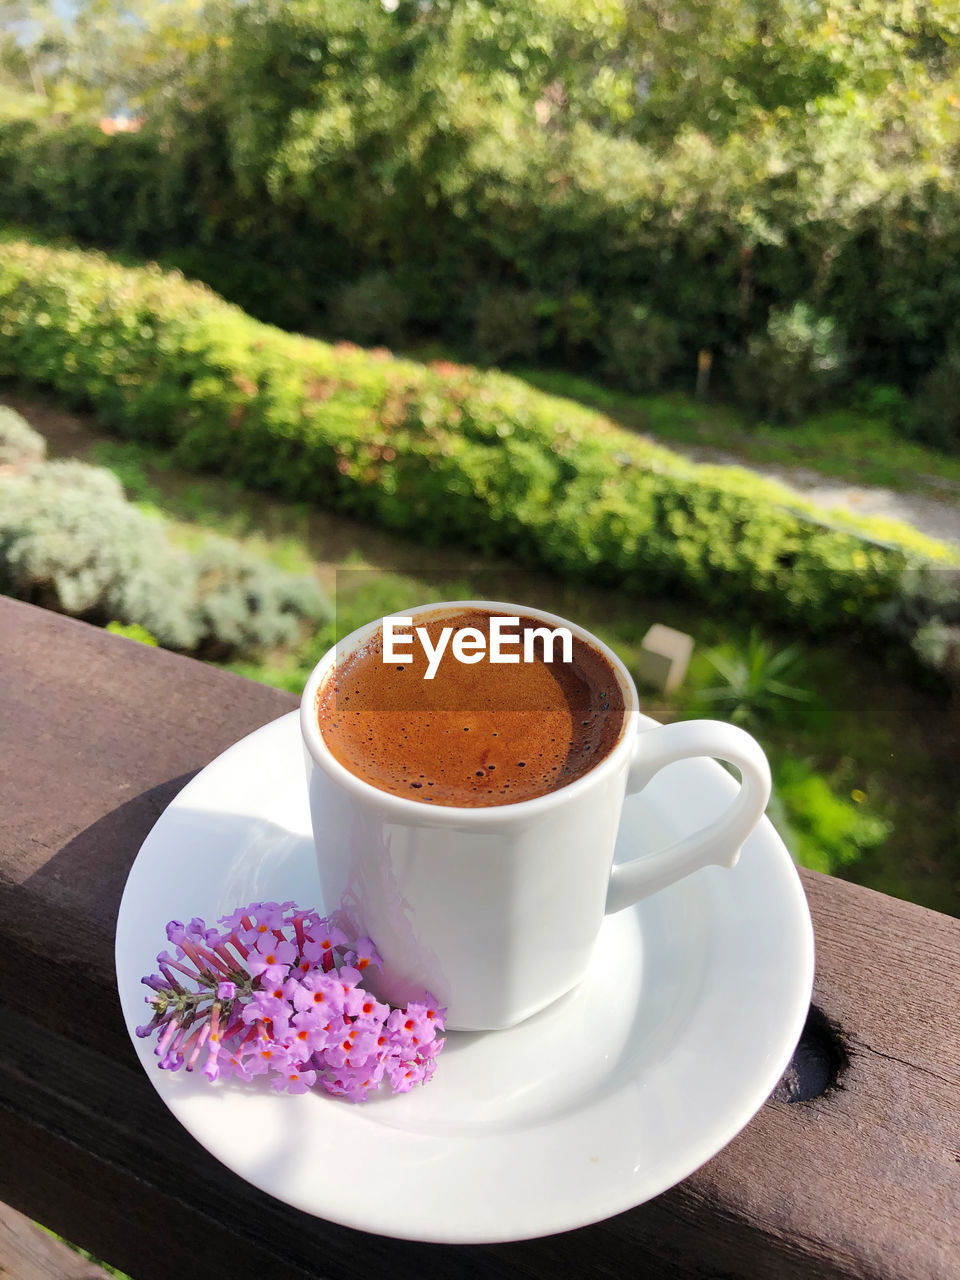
[1,595,957,1280]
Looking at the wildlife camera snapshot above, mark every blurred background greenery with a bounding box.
[3,0,960,424]
[0,0,958,918]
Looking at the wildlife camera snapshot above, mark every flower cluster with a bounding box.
[138,901,445,1101]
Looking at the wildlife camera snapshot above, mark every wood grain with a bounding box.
[0,1202,112,1280]
[1,596,958,1280]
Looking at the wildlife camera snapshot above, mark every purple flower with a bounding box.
[352,992,390,1028]
[386,1056,428,1093]
[217,906,253,933]
[184,1022,212,1071]
[141,900,445,1102]
[348,937,383,973]
[322,1054,387,1102]
[240,902,289,941]
[155,1015,180,1059]
[302,925,348,970]
[330,965,367,1017]
[244,1035,297,1078]
[246,935,297,984]
[240,987,292,1037]
[323,1023,379,1070]
[272,1067,317,1095]
[290,1007,342,1055]
[136,1019,159,1040]
[157,950,196,982]
[385,1003,436,1051]
[165,919,187,945]
[291,970,346,1018]
[200,1002,224,1080]
[218,1049,253,1082]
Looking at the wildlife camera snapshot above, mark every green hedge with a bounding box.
[7,3,960,400]
[4,102,960,400]
[0,238,953,640]
[0,118,336,334]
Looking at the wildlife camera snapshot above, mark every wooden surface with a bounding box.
[0,1202,112,1280]
[1,595,959,1280]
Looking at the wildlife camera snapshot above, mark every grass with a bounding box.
[37,1225,131,1278]
[8,387,957,917]
[497,368,960,498]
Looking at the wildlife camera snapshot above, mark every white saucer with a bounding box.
[116,711,814,1244]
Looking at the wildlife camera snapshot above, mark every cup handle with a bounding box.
[605,720,772,915]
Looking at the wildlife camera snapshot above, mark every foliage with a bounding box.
[3,1,960,399]
[472,289,539,366]
[911,619,960,678]
[105,620,159,645]
[849,381,915,436]
[874,566,960,680]
[327,272,409,347]
[0,0,213,117]
[0,239,954,654]
[10,377,943,908]
[772,757,891,876]
[0,402,45,464]
[189,539,326,655]
[688,631,814,727]
[602,302,682,394]
[227,567,474,693]
[0,410,328,653]
[732,305,848,423]
[911,346,960,453]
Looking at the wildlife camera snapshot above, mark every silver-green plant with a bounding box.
[0,405,46,467]
[0,437,328,654]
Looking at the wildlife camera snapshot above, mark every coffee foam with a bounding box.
[316,610,626,807]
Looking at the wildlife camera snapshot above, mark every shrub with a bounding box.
[732,304,848,423]
[327,272,409,347]
[534,292,604,363]
[472,288,539,365]
[874,565,960,680]
[688,631,814,728]
[602,301,682,393]
[772,757,891,876]
[6,13,960,407]
[0,238,953,648]
[189,539,328,657]
[850,381,915,434]
[0,430,328,654]
[911,620,960,680]
[228,567,472,694]
[911,346,960,453]
[0,404,46,466]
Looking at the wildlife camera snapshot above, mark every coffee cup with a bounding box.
[300,600,771,1030]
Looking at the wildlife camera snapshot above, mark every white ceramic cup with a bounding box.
[300,600,771,1031]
